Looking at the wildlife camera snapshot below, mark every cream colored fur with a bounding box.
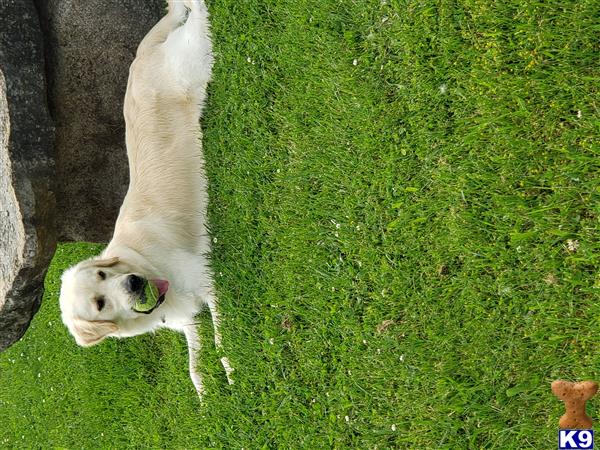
[59,0,233,399]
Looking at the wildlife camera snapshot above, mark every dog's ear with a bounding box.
[77,256,122,273]
[71,319,119,347]
[93,257,120,268]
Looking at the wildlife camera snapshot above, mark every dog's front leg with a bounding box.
[205,294,235,385]
[183,324,204,400]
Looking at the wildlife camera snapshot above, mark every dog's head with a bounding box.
[59,256,169,346]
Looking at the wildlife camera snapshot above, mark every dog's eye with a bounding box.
[98,271,106,280]
[96,297,106,311]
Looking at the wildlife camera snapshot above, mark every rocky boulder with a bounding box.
[0,0,56,352]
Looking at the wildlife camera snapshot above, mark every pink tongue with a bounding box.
[151,279,169,296]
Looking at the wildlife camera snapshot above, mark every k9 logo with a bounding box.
[559,430,594,449]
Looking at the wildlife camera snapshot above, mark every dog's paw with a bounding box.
[184,0,209,16]
[220,357,235,385]
[189,369,205,401]
[168,1,189,24]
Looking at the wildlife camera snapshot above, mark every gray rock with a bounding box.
[37,0,165,242]
[0,1,56,351]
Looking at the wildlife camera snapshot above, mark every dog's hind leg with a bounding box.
[183,324,205,400]
[135,0,188,57]
[163,0,213,99]
[206,294,235,385]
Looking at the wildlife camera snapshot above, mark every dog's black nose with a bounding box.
[127,275,144,293]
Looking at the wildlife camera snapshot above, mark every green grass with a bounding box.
[1,0,599,448]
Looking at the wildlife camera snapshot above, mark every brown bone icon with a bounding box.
[551,380,598,429]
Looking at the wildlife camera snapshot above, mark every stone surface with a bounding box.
[0,1,56,351]
[37,0,165,242]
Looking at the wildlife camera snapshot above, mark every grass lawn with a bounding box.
[1,0,599,448]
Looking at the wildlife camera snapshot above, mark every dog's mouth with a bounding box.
[133,279,169,314]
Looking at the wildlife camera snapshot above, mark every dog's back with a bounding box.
[112,1,214,256]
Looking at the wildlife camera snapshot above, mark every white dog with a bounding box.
[59,0,232,398]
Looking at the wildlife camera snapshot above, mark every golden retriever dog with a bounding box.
[59,0,232,398]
